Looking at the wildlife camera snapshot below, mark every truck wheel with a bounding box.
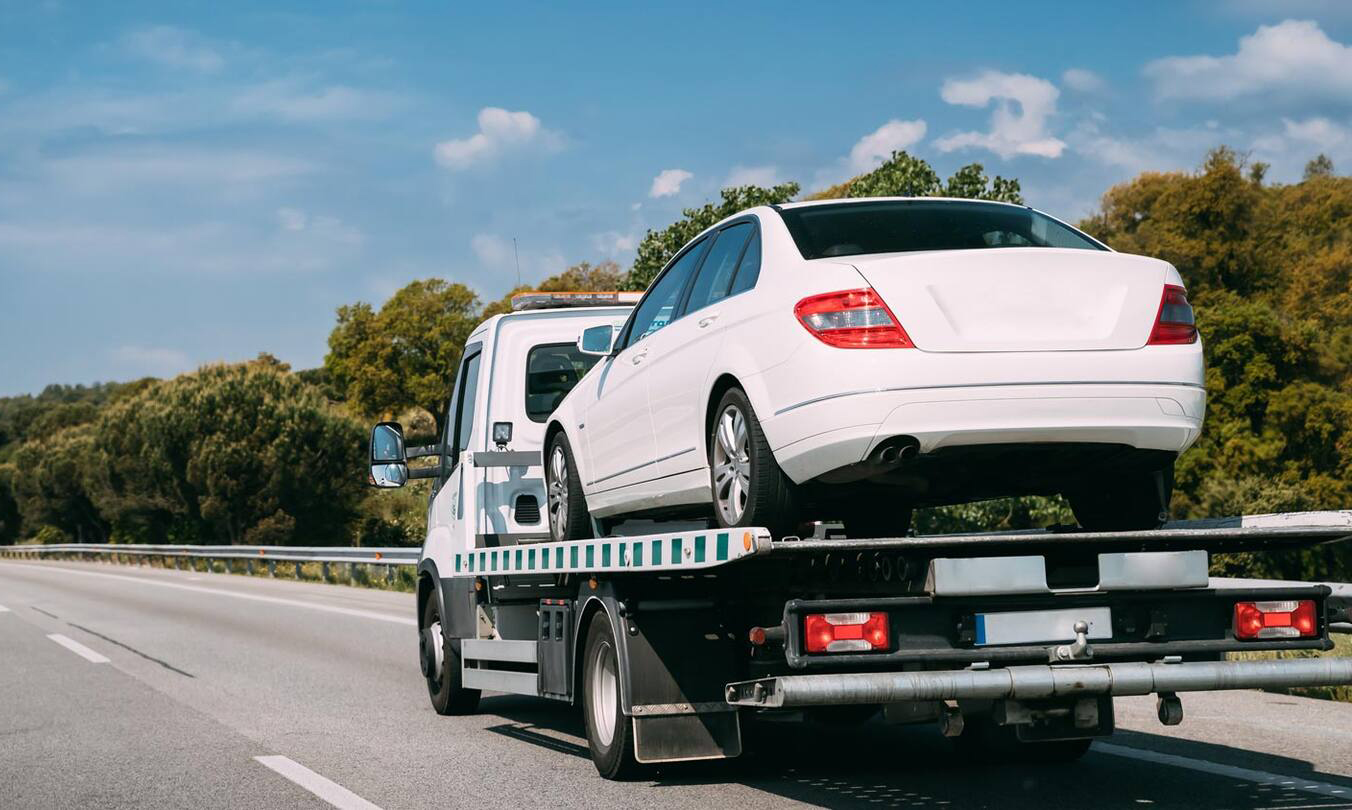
[709,388,798,538]
[421,592,480,715]
[954,717,1092,764]
[582,612,640,780]
[1067,463,1173,532]
[547,432,593,542]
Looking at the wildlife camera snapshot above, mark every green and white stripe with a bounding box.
[449,528,770,577]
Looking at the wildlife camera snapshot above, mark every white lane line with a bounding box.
[46,633,111,664]
[0,603,10,612]
[254,756,383,810]
[1096,742,1352,799]
[0,562,415,627]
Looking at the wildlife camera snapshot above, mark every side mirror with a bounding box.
[369,422,408,488]
[578,324,616,356]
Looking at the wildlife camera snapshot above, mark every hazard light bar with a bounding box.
[511,291,642,311]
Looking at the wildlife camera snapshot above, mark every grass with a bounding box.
[1229,633,1352,703]
[22,551,419,593]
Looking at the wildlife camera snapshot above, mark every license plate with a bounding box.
[974,606,1112,646]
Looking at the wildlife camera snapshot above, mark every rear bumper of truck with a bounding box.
[726,656,1352,708]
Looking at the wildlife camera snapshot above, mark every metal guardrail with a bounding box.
[0,542,419,580]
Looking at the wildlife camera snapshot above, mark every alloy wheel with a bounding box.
[712,404,751,525]
[548,444,570,541]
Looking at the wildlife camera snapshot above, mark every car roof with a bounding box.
[775,196,1030,211]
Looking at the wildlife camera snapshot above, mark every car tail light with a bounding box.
[1233,600,1318,640]
[803,612,890,653]
[1148,284,1197,345]
[794,288,914,349]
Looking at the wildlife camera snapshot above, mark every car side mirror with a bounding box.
[578,324,616,356]
[369,422,408,488]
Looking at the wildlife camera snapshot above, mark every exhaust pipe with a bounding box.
[869,436,920,466]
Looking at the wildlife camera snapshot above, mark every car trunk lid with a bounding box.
[847,248,1170,352]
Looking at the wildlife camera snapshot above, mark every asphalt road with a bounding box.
[2,559,1351,810]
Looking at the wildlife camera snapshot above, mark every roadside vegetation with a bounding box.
[1,149,1349,586]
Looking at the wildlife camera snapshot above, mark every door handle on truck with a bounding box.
[698,313,720,328]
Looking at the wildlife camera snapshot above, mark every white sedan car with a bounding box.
[544,197,1204,540]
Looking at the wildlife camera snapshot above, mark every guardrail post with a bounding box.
[245,559,254,576]
[294,561,302,579]
[386,565,396,585]
[267,560,276,577]
[322,561,331,582]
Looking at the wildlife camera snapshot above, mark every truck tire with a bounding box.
[421,592,480,715]
[709,388,799,538]
[1067,463,1172,532]
[546,432,593,542]
[582,612,640,780]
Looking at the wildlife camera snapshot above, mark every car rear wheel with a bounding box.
[1067,463,1173,532]
[546,432,593,542]
[709,388,799,538]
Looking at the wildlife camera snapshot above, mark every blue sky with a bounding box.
[2,0,1351,395]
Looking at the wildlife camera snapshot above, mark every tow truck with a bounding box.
[366,291,1352,779]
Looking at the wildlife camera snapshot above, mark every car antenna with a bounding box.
[513,237,521,287]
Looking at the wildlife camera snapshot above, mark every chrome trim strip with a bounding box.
[587,446,697,486]
[773,381,1208,416]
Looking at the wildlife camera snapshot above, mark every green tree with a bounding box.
[627,183,800,290]
[480,260,628,319]
[88,357,367,546]
[10,424,107,543]
[811,151,1023,204]
[324,279,481,434]
[1305,154,1335,180]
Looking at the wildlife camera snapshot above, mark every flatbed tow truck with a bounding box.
[367,292,1352,779]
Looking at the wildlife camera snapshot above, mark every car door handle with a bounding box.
[631,349,648,365]
[698,313,720,328]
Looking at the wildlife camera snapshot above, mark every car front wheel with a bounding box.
[709,388,798,538]
[546,432,593,542]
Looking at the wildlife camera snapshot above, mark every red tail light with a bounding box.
[1233,600,1318,640]
[794,288,914,349]
[803,612,890,653]
[1148,284,1197,345]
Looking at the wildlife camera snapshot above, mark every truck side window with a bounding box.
[526,343,602,422]
[446,349,482,470]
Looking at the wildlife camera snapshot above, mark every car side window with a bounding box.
[728,229,761,296]
[683,222,752,315]
[622,237,708,348]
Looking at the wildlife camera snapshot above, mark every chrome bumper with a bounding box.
[725,657,1352,708]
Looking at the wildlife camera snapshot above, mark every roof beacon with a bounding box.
[510,291,642,312]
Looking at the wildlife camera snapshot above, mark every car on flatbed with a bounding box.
[543,198,1205,541]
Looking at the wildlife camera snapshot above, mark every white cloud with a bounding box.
[723,164,783,188]
[108,345,192,378]
[1068,118,1240,174]
[935,71,1066,159]
[40,144,316,197]
[277,207,307,231]
[434,107,561,170]
[591,230,637,255]
[1251,117,1352,177]
[1144,20,1352,104]
[120,26,224,73]
[648,168,692,198]
[231,80,396,122]
[1061,68,1106,93]
[848,119,927,172]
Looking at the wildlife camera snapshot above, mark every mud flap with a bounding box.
[633,712,742,764]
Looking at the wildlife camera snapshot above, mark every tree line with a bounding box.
[1,149,1348,579]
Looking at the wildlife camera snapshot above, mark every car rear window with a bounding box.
[777,200,1106,260]
[525,343,602,422]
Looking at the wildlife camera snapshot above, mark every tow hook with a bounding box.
[1050,620,1094,662]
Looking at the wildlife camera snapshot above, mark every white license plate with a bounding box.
[974,607,1112,646]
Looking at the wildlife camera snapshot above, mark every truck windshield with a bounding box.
[525,343,602,422]
[777,200,1106,260]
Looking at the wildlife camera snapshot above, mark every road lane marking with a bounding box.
[0,603,10,612]
[1096,742,1351,799]
[0,562,415,627]
[47,633,111,664]
[254,756,383,810]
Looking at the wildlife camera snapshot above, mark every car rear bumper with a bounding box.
[763,382,1205,485]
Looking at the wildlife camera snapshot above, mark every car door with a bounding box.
[645,220,756,478]
[429,344,483,551]
[580,238,708,491]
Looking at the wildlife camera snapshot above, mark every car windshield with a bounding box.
[777,200,1106,260]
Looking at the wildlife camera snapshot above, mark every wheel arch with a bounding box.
[704,373,745,462]
[416,559,442,630]
[572,592,626,709]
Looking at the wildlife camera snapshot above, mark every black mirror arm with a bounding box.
[406,444,444,460]
[407,466,441,480]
